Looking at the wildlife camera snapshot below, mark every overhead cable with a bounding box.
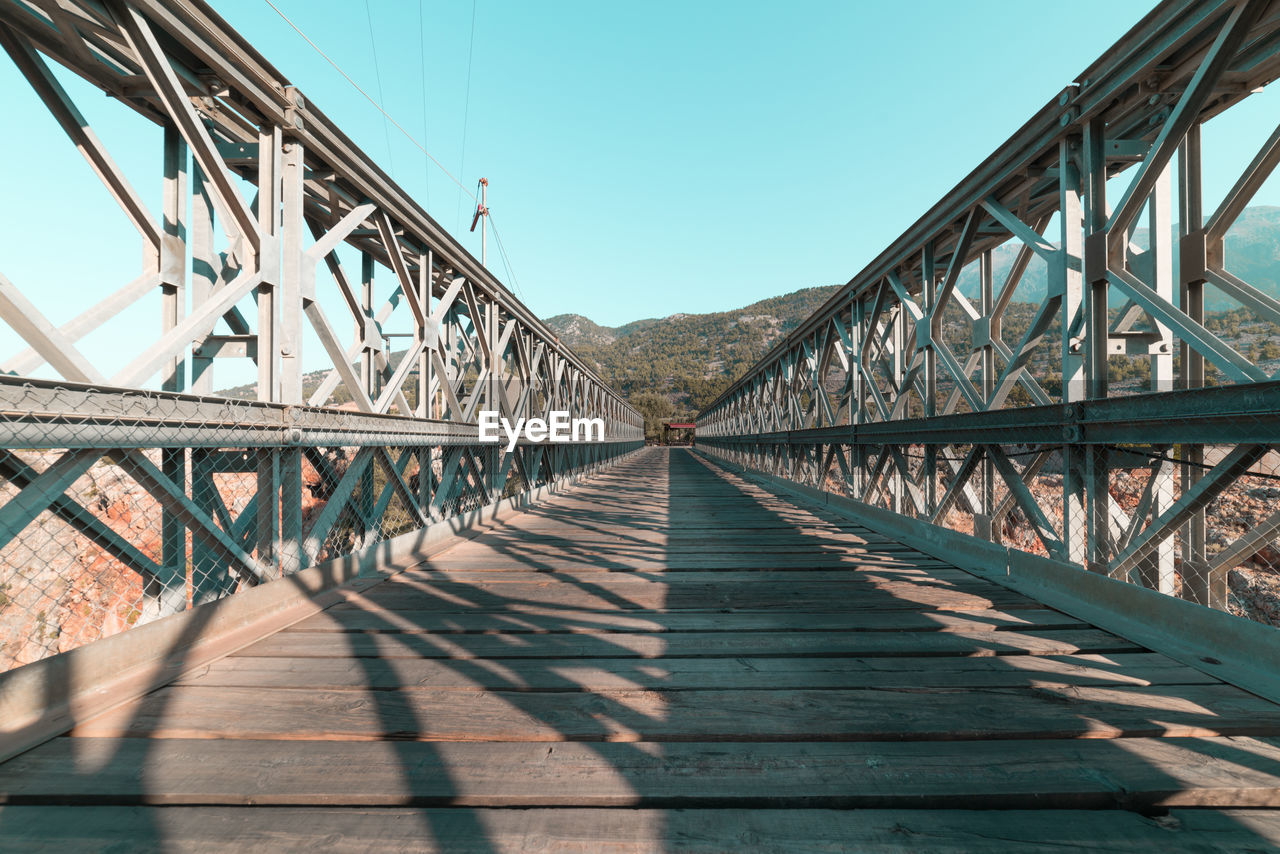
[261,0,476,201]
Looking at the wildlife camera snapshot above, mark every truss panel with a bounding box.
[0,0,641,671]
[699,0,1280,621]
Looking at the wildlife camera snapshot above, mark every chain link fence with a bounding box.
[0,380,641,673]
[700,431,1280,629]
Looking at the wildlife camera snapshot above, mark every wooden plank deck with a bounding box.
[3,446,1280,851]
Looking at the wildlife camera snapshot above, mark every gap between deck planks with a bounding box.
[4,447,1280,851]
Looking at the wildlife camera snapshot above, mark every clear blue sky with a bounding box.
[5,0,1280,383]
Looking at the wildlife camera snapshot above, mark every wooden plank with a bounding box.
[232,628,1137,660]
[382,571,1012,591]
[521,513,870,526]
[465,532,913,547]
[338,579,1042,612]
[454,548,939,562]
[500,524,894,538]
[174,653,1218,691]
[443,542,930,555]
[514,502,870,519]
[2,806,1278,852]
[412,558,958,571]
[424,547,947,568]
[71,683,1280,742]
[521,519,882,528]
[511,511,885,524]
[398,568,984,583]
[281,607,1088,635]
[6,736,1280,809]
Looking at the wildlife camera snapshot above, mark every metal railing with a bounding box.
[698,0,1280,626]
[0,0,642,671]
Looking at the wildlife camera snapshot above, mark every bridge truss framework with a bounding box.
[699,0,1280,619]
[0,0,641,669]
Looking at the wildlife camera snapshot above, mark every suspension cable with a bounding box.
[261,0,475,201]
[454,0,478,230]
[361,0,394,173]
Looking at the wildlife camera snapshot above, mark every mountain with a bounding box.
[546,314,618,348]
[546,285,842,417]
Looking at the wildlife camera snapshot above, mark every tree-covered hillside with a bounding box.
[546,285,842,419]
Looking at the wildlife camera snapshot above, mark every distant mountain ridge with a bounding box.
[545,285,842,414]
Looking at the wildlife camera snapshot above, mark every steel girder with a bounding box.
[699,0,1280,613]
[0,0,641,666]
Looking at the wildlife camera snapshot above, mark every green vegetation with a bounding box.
[630,391,676,442]
[547,286,842,422]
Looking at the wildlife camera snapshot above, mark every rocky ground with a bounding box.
[937,466,1280,627]
[819,454,1280,627]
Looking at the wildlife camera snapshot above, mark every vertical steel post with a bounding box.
[850,296,865,497]
[488,298,502,498]
[190,164,215,395]
[158,122,188,616]
[889,302,904,514]
[188,160,219,595]
[979,249,996,541]
[1178,125,1213,605]
[278,129,305,575]
[1060,136,1087,565]
[417,250,433,515]
[357,252,376,541]
[1082,119,1112,572]
[257,125,281,405]
[1139,162,1177,592]
[417,251,432,418]
[279,122,305,406]
[360,252,375,400]
[922,244,937,516]
[255,124,282,578]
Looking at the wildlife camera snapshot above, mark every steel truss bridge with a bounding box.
[2,0,1280,850]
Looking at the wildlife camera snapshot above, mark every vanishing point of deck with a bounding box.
[2,447,1280,850]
